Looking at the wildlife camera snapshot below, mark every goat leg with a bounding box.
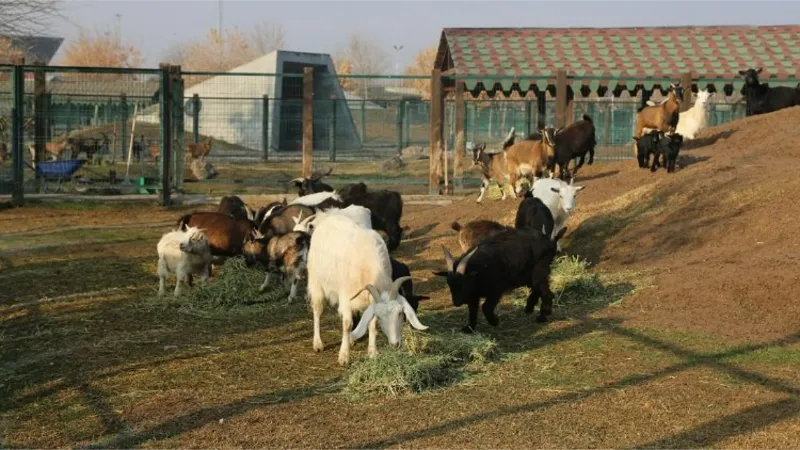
[482,294,501,327]
[259,272,272,293]
[462,299,480,333]
[523,287,541,315]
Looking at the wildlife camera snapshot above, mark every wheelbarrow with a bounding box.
[24,159,88,193]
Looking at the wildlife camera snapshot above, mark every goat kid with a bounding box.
[650,132,684,173]
[243,231,311,302]
[157,226,212,297]
[504,127,557,198]
[471,128,516,203]
[530,177,584,252]
[450,219,511,253]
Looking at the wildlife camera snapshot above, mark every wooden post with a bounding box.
[454,80,465,192]
[11,63,24,206]
[640,86,651,111]
[680,72,692,112]
[302,66,314,178]
[120,94,127,162]
[171,66,184,192]
[525,99,532,137]
[555,70,568,129]
[329,98,337,162]
[537,90,546,131]
[396,99,404,154]
[268,94,270,161]
[192,93,200,144]
[428,69,444,195]
[158,63,172,206]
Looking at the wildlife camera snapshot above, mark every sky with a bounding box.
[50,0,800,72]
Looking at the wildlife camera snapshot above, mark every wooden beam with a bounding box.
[302,66,314,178]
[429,69,444,195]
[680,72,693,112]
[454,80,465,192]
[555,70,568,128]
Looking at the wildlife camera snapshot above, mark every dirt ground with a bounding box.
[2,107,800,448]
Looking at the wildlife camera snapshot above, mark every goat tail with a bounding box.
[176,213,192,231]
[450,221,463,232]
[582,114,593,123]
[501,127,516,150]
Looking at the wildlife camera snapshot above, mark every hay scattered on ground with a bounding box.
[343,328,498,400]
[184,257,290,309]
[549,255,648,308]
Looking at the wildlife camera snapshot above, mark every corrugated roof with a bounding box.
[0,35,64,64]
[439,26,800,92]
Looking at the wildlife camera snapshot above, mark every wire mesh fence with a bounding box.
[0,64,767,202]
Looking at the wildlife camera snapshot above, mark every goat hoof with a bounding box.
[524,304,535,315]
[536,315,549,323]
[338,354,350,366]
[313,339,324,352]
[461,325,476,334]
[485,314,499,326]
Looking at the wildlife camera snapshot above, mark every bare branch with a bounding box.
[338,33,390,75]
[0,0,63,37]
[250,21,285,55]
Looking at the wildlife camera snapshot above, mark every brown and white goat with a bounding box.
[450,219,511,253]
[186,137,213,162]
[177,211,258,275]
[634,82,683,159]
[243,231,311,302]
[470,128,516,203]
[503,128,556,198]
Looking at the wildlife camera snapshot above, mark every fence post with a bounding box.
[360,99,366,144]
[640,86,651,111]
[192,93,200,144]
[396,99,405,155]
[302,66,314,178]
[537,89,547,130]
[428,69,444,195]
[11,64,24,206]
[65,98,73,135]
[555,69,568,129]
[33,64,46,190]
[680,72,692,112]
[158,63,172,206]
[404,101,411,147]
[120,94,127,162]
[454,80,465,192]
[525,99,532,136]
[329,98,337,162]
[172,66,185,193]
[262,94,269,161]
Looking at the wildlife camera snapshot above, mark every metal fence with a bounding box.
[0,64,774,204]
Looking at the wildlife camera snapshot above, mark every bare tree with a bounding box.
[403,46,437,99]
[338,33,389,75]
[0,0,62,36]
[0,37,25,64]
[58,25,144,78]
[161,42,187,66]
[250,21,286,55]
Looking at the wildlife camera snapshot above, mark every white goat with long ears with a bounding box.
[292,204,372,234]
[531,177,585,252]
[306,214,428,365]
[157,226,212,297]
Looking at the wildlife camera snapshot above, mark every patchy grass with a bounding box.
[342,328,498,400]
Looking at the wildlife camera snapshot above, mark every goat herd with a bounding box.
[154,68,800,366]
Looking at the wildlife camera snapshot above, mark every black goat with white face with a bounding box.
[289,167,334,196]
[433,226,567,333]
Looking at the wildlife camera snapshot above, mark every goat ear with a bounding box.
[756,67,763,74]
[574,185,585,191]
[738,70,747,76]
[350,305,375,341]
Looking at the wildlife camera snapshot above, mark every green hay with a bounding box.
[343,328,498,400]
[185,257,291,309]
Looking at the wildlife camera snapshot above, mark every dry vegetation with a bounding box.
[2,108,800,448]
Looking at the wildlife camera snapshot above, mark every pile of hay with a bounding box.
[185,257,290,308]
[343,328,498,400]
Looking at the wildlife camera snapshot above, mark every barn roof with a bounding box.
[437,25,800,91]
[0,35,64,64]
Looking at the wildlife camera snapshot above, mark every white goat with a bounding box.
[643,89,714,140]
[289,191,342,207]
[292,204,372,234]
[531,177,585,252]
[157,226,212,297]
[306,214,428,366]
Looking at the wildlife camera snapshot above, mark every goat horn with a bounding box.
[442,245,455,272]
[391,276,412,300]
[289,177,304,184]
[299,214,316,228]
[349,283,382,305]
[456,247,479,275]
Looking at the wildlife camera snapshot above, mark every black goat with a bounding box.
[632,130,662,169]
[650,132,684,173]
[337,182,404,252]
[433,227,567,332]
[217,195,255,222]
[515,193,554,239]
[548,114,597,180]
[739,68,800,116]
[289,167,334,196]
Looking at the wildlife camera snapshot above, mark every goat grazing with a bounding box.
[503,127,556,197]
[157,226,212,297]
[739,67,800,116]
[471,128,516,203]
[218,195,255,222]
[307,214,427,365]
[515,193,555,240]
[650,132,684,173]
[450,220,511,253]
[243,231,311,302]
[289,167,334,196]
[434,227,567,332]
[530,177,584,251]
[634,82,683,159]
[633,130,662,169]
[548,115,597,180]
